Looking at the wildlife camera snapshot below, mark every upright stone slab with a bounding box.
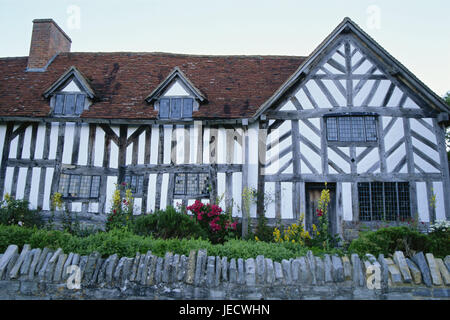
[425,253,443,286]
[121,257,133,285]
[185,250,196,284]
[265,258,274,284]
[435,258,450,286]
[393,251,412,283]
[215,256,222,287]
[237,258,245,284]
[298,256,311,284]
[154,257,164,284]
[444,256,450,272]
[78,255,88,281]
[162,252,173,283]
[385,258,402,285]
[19,248,34,277]
[405,258,422,285]
[178,255,187,282]
[113,257,126,285]
[53,253,68,283]
[412,252,432,287]
[36,247,49,274]
[9,244,31,279]
[172,254,180,283]
[281,259,291,284]
[83,252,101,283]
[139,251,152,285]
[292,259,301,283]
[255,255,265,284]
[62,253,74,281]
[147,255,158,285]
[130,253,141,282]
[323,254,333,283]
[229,258,237,283]
[38,251,53,281]
[306,251,317,285]
[206,256,216,287]
[91,258,104,285]
[341,256,352,281]
[28,248,41,280]
[194,250,207,286]
[221,257,228,282]
[105,254,118,285]
[314,257,324,284]
[0,245,19,279]
[378,254,389,288]
[98,255,110,284]
[351,254,364,287]
[274,262,284,284]
[5,253,19,280]
[331,255,344,282]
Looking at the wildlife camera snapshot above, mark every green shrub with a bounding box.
[0,224,343,261]
[132,206,208,240]
[0,195,43,228]
[348,226,449,258]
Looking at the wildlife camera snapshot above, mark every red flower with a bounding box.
[316,209,323,217]
[122,182,127,186]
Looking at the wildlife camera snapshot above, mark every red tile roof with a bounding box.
[0,52,306,120]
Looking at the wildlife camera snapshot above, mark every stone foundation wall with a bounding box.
[0,244,449,300]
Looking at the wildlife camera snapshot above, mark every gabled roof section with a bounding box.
[254,17,450,118]
[43,66,95,99]
[145,67,206,103]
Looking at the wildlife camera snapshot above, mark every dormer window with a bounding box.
[159,97,194,119]
[43,66,95,117]
[54,92,87,116]
[145,67,206,120]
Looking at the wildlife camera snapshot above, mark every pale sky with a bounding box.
[0,0,449,96]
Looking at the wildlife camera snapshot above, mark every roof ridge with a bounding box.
[54,51,308,59]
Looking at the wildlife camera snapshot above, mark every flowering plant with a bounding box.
[272,213,312,246]
[186,200,238,243]
[106,182,135,231]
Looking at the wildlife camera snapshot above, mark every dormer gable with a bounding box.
[145,67,206,119]
[43,66,95,117]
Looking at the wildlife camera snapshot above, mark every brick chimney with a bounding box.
[27,19,71,71]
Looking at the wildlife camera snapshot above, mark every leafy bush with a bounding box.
[348,226,450,258]
[186,200,238,244]
[132,206,208,240]
[0,224,343,261]
[0,194,43,228]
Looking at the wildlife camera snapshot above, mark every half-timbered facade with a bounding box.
[0,18,448,236]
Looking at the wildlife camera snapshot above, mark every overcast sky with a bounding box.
[0,0,448,96]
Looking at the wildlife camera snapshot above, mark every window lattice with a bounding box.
[58,174,101,199]
[358,182,410,221]
[326,115,378,142]
[174,173,209,196]
[124,175,144,195]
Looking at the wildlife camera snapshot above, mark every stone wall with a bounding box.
[0,244,449,300]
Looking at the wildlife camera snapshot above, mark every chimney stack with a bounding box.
[27,19,71,71]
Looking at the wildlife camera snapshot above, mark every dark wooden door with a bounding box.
[305,183,337,236]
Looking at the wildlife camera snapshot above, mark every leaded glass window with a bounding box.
[124,175,144,195]
[358,182,410,221]
[58,174,101,199]
[174,173,209,196]
[325,115,378,142]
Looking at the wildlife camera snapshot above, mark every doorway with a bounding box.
[305,182,337,236]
